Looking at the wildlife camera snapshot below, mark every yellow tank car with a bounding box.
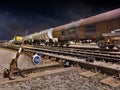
[13,35,23,45]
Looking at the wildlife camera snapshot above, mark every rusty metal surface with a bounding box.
[81,8,120,25]
[53,24,66,32]
[54,8,120,31]
[52,8,120,41]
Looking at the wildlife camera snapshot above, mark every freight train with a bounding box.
[24,8,120,49]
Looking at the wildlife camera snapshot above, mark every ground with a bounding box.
[0,70,120,90]
[0,48,120,90]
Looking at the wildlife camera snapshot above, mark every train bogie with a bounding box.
[102,29,120,49]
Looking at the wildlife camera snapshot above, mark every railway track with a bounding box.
[0,64,78,85]
[24,47,120,74]
[0,49,78,84]
[24,45,120,63]
[0,43,120,87]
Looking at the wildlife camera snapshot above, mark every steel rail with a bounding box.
[24,48,120,76]
[24,46,120,63]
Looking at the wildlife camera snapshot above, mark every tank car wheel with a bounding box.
[98,41,106,49]
[66,44,69,47]
[108,45,114,49]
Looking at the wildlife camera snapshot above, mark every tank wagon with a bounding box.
[24,28,58,46]
[10,35,23,45]
[24,34,34,44]
[24,8,120,49]
[52,8,120,49]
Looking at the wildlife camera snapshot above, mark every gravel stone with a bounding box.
[0,70,120,90]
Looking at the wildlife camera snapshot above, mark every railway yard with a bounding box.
[0,43,120,90]
[0,8,119,90]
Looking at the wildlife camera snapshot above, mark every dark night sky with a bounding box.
[0,0,120,40]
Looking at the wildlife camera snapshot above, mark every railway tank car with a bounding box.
[24,8,120,49]
[10,35,23,45]
[24,28,58,46]
[52,8,120,49]
[24,34,34,44]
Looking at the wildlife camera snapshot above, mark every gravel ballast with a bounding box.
[0,70,120,90]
